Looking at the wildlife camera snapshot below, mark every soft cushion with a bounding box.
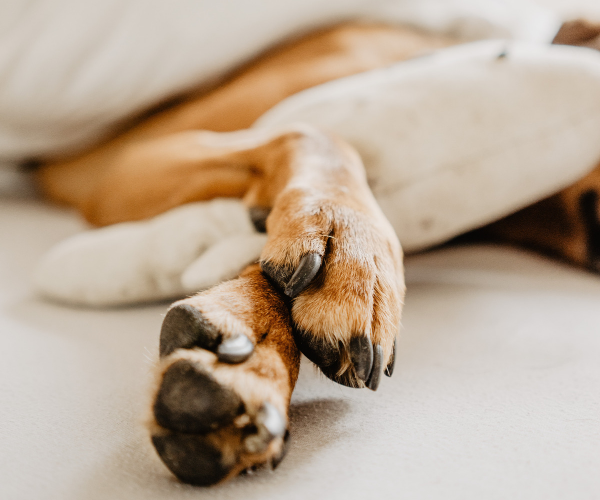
[256,40,600,251]
[0,0,559,163]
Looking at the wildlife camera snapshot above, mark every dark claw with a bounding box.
[350,336,374,382]
[366,344,383,391]
[160,304,221,358]
[294,329,375,388]
[244,402,286,454]
[217,334,254,364]
[153,360,243,434]
[284,253,322,298]
[249,206,271,233]
[260,260,293,290]
[152,432,232,486]
[293,328,340,370]
[384,338,396,377]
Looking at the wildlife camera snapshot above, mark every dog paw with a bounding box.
[151,353,290,486]
[34,199,266,306]
[150,266,299,485]
[260,189,404,390]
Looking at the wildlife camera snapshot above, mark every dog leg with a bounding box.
[241,125,405,390]
[150,264,300,485]
[149,125,403,485]
[35,24,455,225]
[478,162,600,272]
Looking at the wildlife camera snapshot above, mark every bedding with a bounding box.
[0,0,559,164]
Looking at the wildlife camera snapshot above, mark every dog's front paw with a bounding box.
[260,188,404,390]
[150,266,300,485]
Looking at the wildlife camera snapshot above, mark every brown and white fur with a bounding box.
[31,20,600,485]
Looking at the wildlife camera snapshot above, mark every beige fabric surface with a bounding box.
[2,196,600,500]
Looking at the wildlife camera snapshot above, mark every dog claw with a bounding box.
[293,328,340,369]
[366,344,383,391]
[217,334,254,363]
[160,304,220,357]
[153,360,243,434]
[244,402,286,454]
[384,338,396,378]
[350,336,374,382]
[249,206,271,233]
[284,253,322,298]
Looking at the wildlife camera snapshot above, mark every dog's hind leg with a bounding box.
[476,161,600,272]
[149,263,301,485]
[34,24,455,225]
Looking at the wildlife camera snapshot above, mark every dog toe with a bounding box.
[160,304,254,363]
[243,402,287,454]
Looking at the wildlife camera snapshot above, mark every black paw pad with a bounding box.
[294,329,378,389]
[160,304,221,358]
[294,328,341,371]
[152,432,233,486]
[154,360,243,434]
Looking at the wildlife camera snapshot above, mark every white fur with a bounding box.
[34,199,256,306]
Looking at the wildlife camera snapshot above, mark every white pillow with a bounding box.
[0,0,559,163]
[256,40,600,252]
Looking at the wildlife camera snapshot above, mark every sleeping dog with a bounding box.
[30,19,600,485]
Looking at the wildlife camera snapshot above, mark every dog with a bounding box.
[28,18,600,485]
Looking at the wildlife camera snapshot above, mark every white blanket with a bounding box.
[0,0,559,163]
